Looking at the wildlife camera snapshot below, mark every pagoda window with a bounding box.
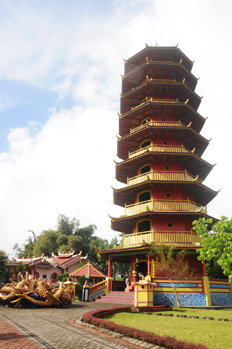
[137,219,151,232]
[141,140,151,148]
[140,164,151,175]
[138,191,151,202]
[141,118,151,125]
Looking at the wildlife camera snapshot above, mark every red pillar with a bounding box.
[108,256,112,277]
[147,252,151,276]
[203,260,206,276]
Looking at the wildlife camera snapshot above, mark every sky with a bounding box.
[1,0,232,257]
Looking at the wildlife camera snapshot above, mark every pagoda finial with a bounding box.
[201,96,203,99]
[146,57,149,63]
[179,59,183,64]
[182,78,185,83]
[176,43,178,47]
[145,43,148,47]
[185,99,189,104]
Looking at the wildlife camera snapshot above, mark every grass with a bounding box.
[106,308,232,349]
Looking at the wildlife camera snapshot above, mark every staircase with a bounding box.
[95,291,134,304]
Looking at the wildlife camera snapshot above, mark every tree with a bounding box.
[192,216,232,282]
[57,214,79,236]
[10,214,120,276]
[0,250,11,284]
[33,230,59,256]
[152,244,196,308]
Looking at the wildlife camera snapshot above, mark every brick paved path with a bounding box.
[0,302,164,349]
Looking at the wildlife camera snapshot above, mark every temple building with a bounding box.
[96,45,232,306]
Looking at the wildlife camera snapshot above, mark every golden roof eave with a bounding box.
[123,61,197,82]
[121,80,201,101]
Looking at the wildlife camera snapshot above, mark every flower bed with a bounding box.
[82,306,208,349]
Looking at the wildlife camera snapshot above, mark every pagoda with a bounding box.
[98,45,224,306]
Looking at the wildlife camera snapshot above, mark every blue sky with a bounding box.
[1,0,232,257]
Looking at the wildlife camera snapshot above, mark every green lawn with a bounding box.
[106,308,232,349]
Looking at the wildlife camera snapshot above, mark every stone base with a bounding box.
[154,292,232,306]
[210,293,232,306]
[154,292,207,306]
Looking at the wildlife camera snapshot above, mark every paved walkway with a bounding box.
[0,302,164,349]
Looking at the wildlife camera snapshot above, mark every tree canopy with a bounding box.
[192,216,232,282]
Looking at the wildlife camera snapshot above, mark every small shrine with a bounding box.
[69,262,106,286]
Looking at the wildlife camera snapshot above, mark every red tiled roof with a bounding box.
[54,255,85,268]
[69,263,106,278]
[54,254,78,264]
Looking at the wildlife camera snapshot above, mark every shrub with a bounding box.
[57,274,63,281]
[76,283,82,300]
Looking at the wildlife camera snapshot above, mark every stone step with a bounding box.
[95,291,134,304]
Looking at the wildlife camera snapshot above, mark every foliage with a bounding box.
[115,276,124,281]
[82,307,208,349]
[57,274,63,281]
[75,275,86,299]
[192,216,232,282]
[15,263,26,274]
[152,244,196,308]
[0,251,11,284]
[33,230,59,256]
[57,214,79,236]
[13,236,35,259]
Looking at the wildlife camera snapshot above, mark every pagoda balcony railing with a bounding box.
[124,199,207,216]
[129,143,192,159]
[127,170,200,186]
[122,230,201,246]
[130,120,189,134]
